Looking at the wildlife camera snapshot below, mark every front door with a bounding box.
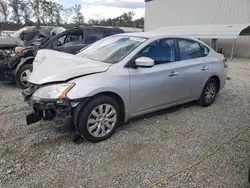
[52,30,86,54]
[129,38,181,116]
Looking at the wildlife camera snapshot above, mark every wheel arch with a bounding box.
[94,91,126,123]
[14,57,34,76]
[74,91,126,127]
[210,75,221,92]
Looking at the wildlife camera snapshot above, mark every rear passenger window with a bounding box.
[86,30,105,44]
[178,39,203,60]
[200,44,210,56]
[107,29,122,35]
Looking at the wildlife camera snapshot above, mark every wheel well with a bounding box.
[14,58,34,77]
[16,58,34,75]
[23,58,34,65]
[210,75,220,92]
[92,92,126,123]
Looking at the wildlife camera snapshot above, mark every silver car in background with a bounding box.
[23,33,228,142]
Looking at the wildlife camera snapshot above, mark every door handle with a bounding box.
[201,66,209,71]
[168,71,179,77]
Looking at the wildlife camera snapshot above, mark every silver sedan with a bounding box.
[25,32,228,142]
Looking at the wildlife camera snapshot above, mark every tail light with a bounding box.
[223,59,228,68]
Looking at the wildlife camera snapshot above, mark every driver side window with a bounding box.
[52,31,84,48]
[138,39,176,64]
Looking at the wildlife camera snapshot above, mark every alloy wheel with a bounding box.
[20,69,31,87]
[204,82,217,104]
[87,104,117,138]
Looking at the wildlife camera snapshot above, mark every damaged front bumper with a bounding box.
[26,99,73,126]
[0,59,14,83]
[23,88,76,129]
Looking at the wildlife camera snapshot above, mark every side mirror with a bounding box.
[135,57,154,68]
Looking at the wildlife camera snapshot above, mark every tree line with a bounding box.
[0,0,144,29]
[88,12,144,28]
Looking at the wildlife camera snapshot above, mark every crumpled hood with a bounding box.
[0,37,22,47]
[28,49,111,85]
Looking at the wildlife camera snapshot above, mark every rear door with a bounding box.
[176,39,211,101]
[105,29,124,36]
[85,29,106,45]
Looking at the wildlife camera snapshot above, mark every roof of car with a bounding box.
[116,32,198,40]
[66,26,123,31]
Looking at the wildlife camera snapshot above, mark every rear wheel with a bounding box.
[198,78,218,107]
[16,64,33,89]
[77,95,120,143]
[248,166,250,183]
[248,167,250,183]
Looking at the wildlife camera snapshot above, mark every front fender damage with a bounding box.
[14,56,34,76]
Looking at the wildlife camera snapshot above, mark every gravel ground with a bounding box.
[0,59,250,188]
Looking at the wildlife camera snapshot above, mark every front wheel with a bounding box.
[197,78,218,107]
[16,64,33,89]
[77,95,121,143]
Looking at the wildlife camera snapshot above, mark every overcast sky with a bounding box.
[58,0,145,21]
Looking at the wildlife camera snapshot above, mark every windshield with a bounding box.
[77,36,146,64]
[10,26,35,38]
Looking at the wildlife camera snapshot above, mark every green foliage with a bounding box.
[30,0,41,26]
[40,0,62,25]
[9,0,22,23]
[87,12,144,29]
[20,0,32,24]
[61,7,73,25]
[72,4,84,26]
[0,0,8,22]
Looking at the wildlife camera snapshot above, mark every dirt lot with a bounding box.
[0,59,250,188]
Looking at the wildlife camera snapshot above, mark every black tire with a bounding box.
[249,166,250,183]
[77,95,121,143]
[15,64,33,89]
[197,78,218,107]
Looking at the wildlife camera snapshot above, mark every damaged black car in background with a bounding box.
[0,26,124,89]
[0,26,65,55]
[0,26,36,54]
